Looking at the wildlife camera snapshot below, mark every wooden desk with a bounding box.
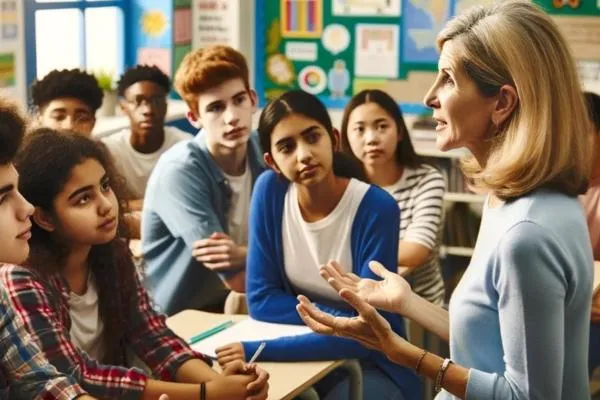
[167,310,345,400]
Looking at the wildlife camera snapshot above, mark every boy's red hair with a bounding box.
[174,45,250,116]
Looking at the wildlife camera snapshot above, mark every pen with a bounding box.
[188,320,234,345]
[247,342,266,364]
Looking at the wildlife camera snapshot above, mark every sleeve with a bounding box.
[402,168,445,249]
[0,287,86,400]
[125,271,212,380]
[1,266,148,400]
[154,160,224,250]
[466,222,569,400]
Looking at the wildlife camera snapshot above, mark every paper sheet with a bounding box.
[191,318,312,358]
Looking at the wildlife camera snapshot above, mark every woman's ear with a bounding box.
[263,153,281,175]
[32,208,55,233]
[332,128,342,152]
[491,84,518,128]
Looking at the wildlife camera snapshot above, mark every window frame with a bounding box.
[24,0,130,87]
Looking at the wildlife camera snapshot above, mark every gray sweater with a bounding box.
[439,189,593,399]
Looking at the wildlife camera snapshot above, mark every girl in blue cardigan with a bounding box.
[216,90,420,399]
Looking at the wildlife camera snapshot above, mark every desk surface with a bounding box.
[167,309,342,400]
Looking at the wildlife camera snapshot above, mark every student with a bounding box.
[581,91,600,377]
[30,69,103,136]
[0,98,94,400]
[298,2,593,399]
[102,65,190,205]
[1,130,269,400]
[215,90,420,400]
[341,89,446,305]
[142,45,264,315]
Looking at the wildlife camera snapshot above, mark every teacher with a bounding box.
[297,1,594,399]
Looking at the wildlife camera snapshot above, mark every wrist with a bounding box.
[388,338,421,367]
[399,291,417,317]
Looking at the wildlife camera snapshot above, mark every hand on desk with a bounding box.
[216,342,245,368]
[222,360,269,400]
[320,260,413,316]
[193,232,247,272]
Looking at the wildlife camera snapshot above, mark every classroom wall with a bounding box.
[253,0,600,117]
[1,0,599,119]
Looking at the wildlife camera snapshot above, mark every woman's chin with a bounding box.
[435,135,456,152]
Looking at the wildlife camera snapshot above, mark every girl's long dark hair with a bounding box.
[340,89,425,170]
[15,128,136,366]
[258,90,366,181]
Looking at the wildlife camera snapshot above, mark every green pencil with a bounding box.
[188,320,235,345]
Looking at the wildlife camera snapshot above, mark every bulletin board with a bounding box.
[0,0,26,104]
[254,0,600,114]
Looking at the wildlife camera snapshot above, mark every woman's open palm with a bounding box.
[321,260,413,315]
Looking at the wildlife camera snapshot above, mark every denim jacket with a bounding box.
[141,130,265,315]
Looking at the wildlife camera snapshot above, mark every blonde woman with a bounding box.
[296,1,593,399]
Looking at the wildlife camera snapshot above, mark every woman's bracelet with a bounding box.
[200,382,206,400]
[414,350,428,374]
[434,358,453,393]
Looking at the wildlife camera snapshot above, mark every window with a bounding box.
[25,0,126,84]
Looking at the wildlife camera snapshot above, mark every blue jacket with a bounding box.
[244,170,421,399]
[142,130,265,315]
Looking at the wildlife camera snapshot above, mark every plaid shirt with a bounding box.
[0,286,86,400]
[0,264,211,400]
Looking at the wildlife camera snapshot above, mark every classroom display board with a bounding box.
[0,0,25,104]
[254,0,600,113]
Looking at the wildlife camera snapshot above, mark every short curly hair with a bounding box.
[116,65,171,97]
[0,97,27,165]
[30,69,104,112]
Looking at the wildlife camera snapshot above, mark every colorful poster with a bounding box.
[0,0,18,41]
[137,48,171,75]
[281,0,323,38]
[332,0,401,17]
[402,0,450,63]
[355,24,399,78]
[0,52,15,88]
[174,8,192,44]
[193,0,240,48]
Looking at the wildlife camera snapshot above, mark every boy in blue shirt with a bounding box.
[142,46,264,315]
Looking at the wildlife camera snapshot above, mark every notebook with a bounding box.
[191,318,312,358]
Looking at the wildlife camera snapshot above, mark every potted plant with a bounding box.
[94,69,117,117]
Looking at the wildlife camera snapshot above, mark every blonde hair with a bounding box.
[438,0,590,199]
[174,45,250,117]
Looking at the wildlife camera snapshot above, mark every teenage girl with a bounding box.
[214,90,420,400]
[1,129,268,400]
[341,89,446,305]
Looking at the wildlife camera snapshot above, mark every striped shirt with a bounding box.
[383,164,446,305]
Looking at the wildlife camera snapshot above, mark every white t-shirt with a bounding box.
[222,163,252,245]
[102,127,190,198]
[68,277,105,361]
[282,179,369,302]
